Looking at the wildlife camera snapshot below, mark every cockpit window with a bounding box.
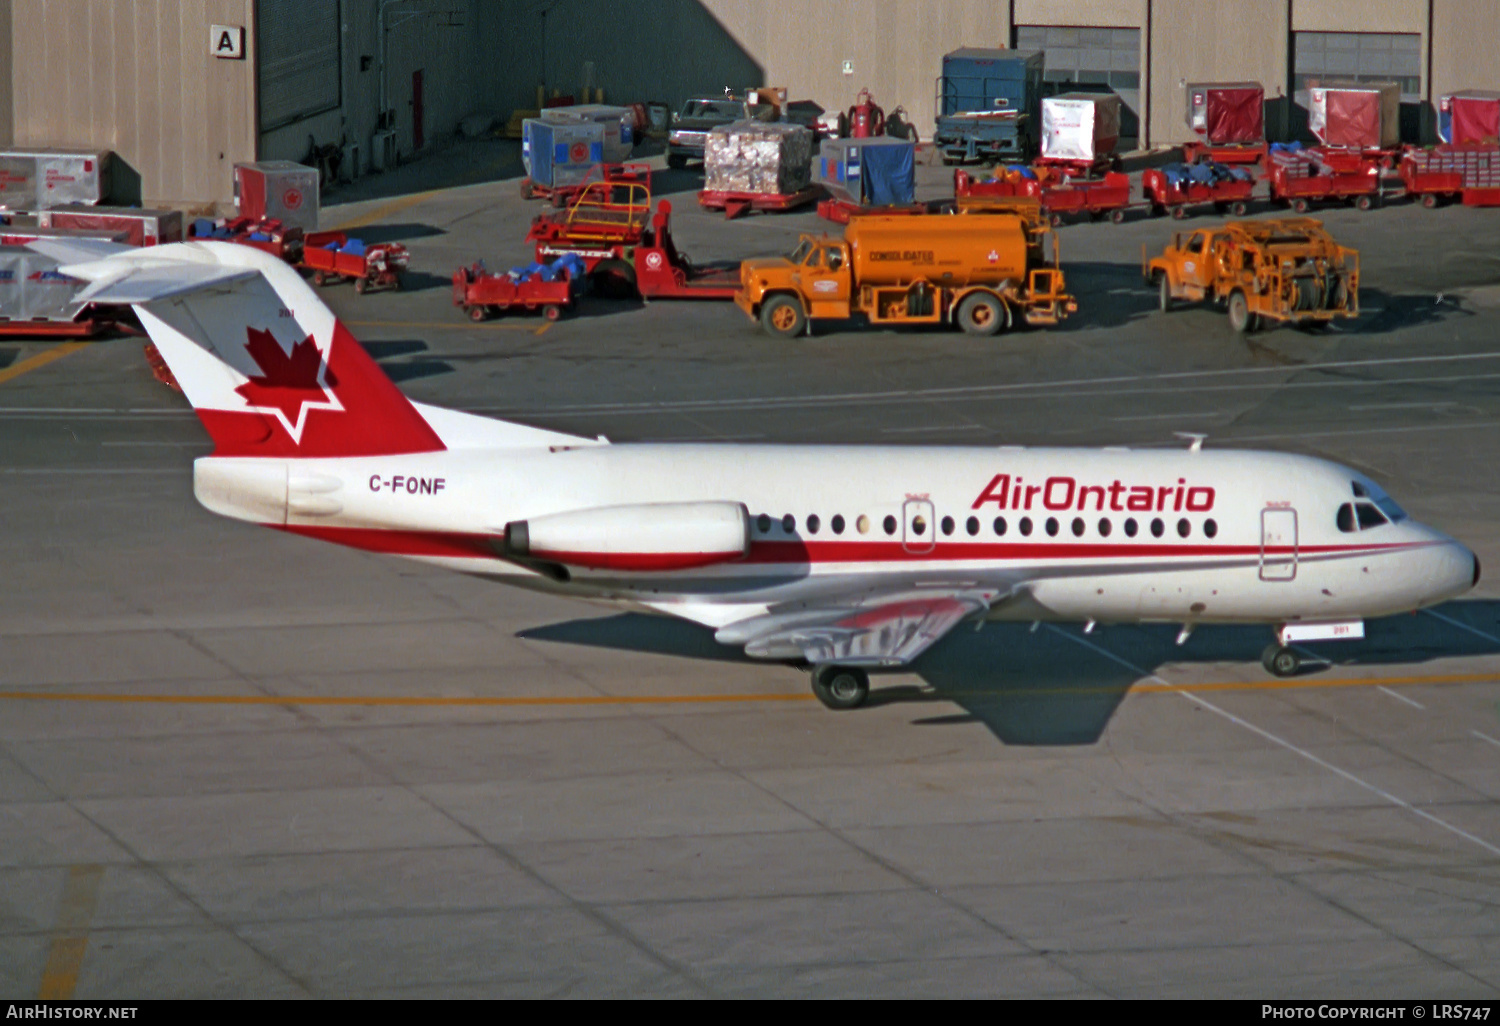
[1355,502,1388,530]
[1351,480,1407,522]
[1336,503,1355,533]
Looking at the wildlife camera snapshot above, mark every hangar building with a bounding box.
[0,0,1496,210]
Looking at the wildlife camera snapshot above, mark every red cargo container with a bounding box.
[1309,82,1400,150]
[1441,91,1500,145]
[1186,82,1264,144]
[38,205,183,247]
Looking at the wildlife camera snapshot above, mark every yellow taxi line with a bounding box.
[0,671,1494,708]
[37,864,104,1000]
[327,189,439,232]
[346,319,551,335]
[0,342,88,386]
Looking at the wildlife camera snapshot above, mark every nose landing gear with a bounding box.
[1261,643,1302,677]
[811,665,870,710]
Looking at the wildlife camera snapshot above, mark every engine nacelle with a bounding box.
[505,501,751,572]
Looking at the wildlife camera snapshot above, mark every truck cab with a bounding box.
[737,236,854,334]
[933,48,1045,164]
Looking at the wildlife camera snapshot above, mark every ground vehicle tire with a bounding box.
[354,277,367,294]
[1050,213,1064,227]
[1171,205,1188,220]
[812,665,869,710]
[759,294,807,337]
[1230,200,1248,216]
[589,260,638,299]
[1110,208,1126,224]
[956,292,1006,336]
[666,153,688,170]
[1158,275,1174,313]
[1261,644,1301,677]
[1291,197,1310,214]
[1421,192,1439,209]
[1355,194,1375,211]
[543,304,562,322]
[468,305,488,322]
[518,178,535,200]
[312,271,327,286]
[1227,290,1253,333]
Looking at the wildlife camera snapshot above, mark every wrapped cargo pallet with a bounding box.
[704,121,812,195]
[1186,82,1265,144]
[541,104,635,162]
[1439,91,1500,145]
[1040,93,1122,162]
[1309,81,1400,149]
[522,119,606,189]
[813,137,915,206]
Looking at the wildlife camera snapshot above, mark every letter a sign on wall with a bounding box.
[211,24,245,60]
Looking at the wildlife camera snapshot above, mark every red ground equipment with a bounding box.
[1142,162,1256,219]
[1182,82,1267,164]
[1036,93,1122,177]
[698,186,821,220]
[1268,145,1382,212]
[1439,91,1500,145]
[952,168,1042,201]
[192,216,306,263]
[302,234,409,293]
[233,161,320,233]
[452,260,578,321]
[845,88,886,138]
[1399,145,1500,208]
[1035,171,1132,224]
[521,161,651,208]
[1309,82,1401,154]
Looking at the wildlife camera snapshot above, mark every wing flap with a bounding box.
[730,593,990,667]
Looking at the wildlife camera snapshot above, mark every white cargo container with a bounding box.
[1040,94,1122,163]
[541,104,635,163]
[0,149,111,210]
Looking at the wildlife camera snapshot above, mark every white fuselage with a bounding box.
[195,442,1477,631]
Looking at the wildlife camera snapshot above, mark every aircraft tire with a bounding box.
[1262,644,1301,677]
[812,666,869,710]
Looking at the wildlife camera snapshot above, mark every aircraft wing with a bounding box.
[713,591,995,668]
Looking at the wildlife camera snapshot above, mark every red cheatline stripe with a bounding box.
[276,524,1421,566]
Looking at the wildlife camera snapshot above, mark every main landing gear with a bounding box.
[1261,643,1302,677]
[811,665,870,710]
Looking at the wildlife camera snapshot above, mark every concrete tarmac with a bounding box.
[2,146,1499,997]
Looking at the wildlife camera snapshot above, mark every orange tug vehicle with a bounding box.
[1144,218,1359,334]
[735,201,1075,337]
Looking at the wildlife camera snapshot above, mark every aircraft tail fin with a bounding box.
[45,240,600,458]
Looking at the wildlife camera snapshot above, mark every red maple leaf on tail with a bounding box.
[234,327,338,428]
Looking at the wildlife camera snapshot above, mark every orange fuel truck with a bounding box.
[734,204,1075,337]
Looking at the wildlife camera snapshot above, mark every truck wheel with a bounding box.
[956,292,1006,336]
[543,304,562,322]
[1229,201,1248,216]
[1158,276,1174,313]
[1356,194,1376,211]
[1171,205,1188,220]
[1291,198,1310,214]
[1110,208,1126,224]
[1421,192,1439,209]
[1228,290,1253,333]
[760,295,806,338]
[667,153,688,170]
[468,305,488,322]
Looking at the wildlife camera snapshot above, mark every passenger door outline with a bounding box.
[1260,507,1298,581]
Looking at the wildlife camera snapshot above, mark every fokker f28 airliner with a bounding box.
[39,240,1478,710]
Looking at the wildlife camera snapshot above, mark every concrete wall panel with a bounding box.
[11,0,255,210]
[1292,0,1424,34]
[1148,0,1289,144]
[0,0,13,146]
[1014,0,1143,28]
[1430,0,1500,100]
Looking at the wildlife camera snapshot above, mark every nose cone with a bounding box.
[1432,541,1480,604]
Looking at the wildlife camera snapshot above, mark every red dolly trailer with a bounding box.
[1036,171,1132,224]
[952,168,1042,201]
[452,262,578,322]
[302,235,410,293]
[1399,145,1500,208]
[1268,146,1382,212]
[1142,165,1255,219]
[521,162,653,207]
[698,184,822,220]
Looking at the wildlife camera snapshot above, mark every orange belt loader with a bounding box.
[735,206,1075,337]
[1144,218,1358,333]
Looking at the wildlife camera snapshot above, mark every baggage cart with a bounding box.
[303,236,409,293]
[697,185,821,220]
[193,216,306,263]
[1399,145,1500,207]
[521,162,651,208]
[1183,82,1267,164]
[1142,164,1256,219]
[1268,146,1381,212]
[38,205,183,246]
[452,261,578,321]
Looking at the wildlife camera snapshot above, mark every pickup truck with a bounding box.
[667,97,776,168]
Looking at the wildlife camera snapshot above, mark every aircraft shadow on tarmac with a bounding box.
[361,340,454,383]
[520,598,1500,745]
